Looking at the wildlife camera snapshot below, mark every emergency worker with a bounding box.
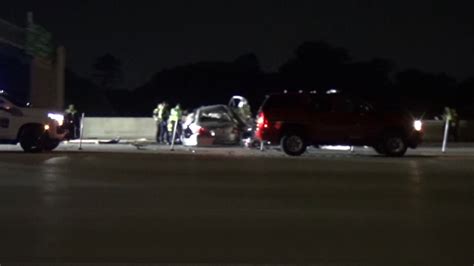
[153,103,165,143]
[167,104,183,144]
[64,104,80,139]
[443,106,460,142]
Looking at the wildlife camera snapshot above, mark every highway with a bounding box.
[0,143,473,265]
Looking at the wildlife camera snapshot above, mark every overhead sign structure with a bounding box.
[0,18,26,49]
[26,18,53,60]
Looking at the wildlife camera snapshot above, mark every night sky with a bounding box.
[2,0,474,88]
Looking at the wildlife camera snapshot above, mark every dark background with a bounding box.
[1,1,474,117]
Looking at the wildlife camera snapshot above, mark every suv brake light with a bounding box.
[257,112,268,129]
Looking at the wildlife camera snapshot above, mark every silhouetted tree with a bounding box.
[279,41,351,89]
[92,54,123,90]
[233,53,262,73]
[133,54,265,115]
[342,58,396,100]
[65,69,116,116]
[394,69,457,116]
[126,40,466,117]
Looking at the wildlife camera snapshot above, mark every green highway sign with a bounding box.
[26,22,53,59]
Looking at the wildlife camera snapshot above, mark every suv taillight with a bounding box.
[256,112,268,130]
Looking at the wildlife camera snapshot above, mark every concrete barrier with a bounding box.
[82,117,156,140]
[82,117,474,142]
[422,120,445,142]
[423,120,474,142]
[459,120,474,142]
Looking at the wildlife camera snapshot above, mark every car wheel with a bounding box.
[373,144,387,155]
[42,137,60,152]
[383,134,407,157]
[281,133,307,156]
[19,125,44,153]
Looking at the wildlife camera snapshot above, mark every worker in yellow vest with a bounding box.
[167,104,183,144]
[153,102,169,143]
[64,104,80,139]
[443,106,459,142]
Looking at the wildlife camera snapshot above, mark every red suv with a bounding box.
[255,92,423,157]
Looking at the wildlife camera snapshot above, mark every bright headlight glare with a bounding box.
[414,120,422,131]
[48,113,64,126]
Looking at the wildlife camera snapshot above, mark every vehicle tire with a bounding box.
[42,137,60,152]
[373,144,387,155]
[19,124,44,153]
[383,134,407,157]
[281,133,307,156]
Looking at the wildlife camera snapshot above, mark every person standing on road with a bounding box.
[153,102,170,144]
[443,106,460,142]
[161,102,170,144]
[153,102,166,143]
[450,108,460,142]
[167,103,183,144]
[64,104,80,140]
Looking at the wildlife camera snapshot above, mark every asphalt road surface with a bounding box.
[0,143,473,265]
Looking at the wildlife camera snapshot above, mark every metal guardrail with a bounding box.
[0,18,26,48]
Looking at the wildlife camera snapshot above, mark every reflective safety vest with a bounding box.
[167,107,182,131]
[158,106,165,120]
[153,104,165,122]
[443,108,453,122]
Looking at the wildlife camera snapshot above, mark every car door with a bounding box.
[350,100,380,142]
[312,95,358,144]
[228,95,253,126]
[309,95,333,143]
[345,99,377,142]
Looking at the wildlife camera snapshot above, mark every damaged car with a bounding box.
[182,96,254,147]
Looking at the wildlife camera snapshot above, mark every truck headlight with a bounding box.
[48,113,64,126]
[414,120,422,131]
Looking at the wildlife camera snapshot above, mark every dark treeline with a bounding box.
[65,41,474,118]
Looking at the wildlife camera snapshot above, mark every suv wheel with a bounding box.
[281,133,307,156]
[383,135,407,157]
[373,144,387,155]
[19,125,44,153]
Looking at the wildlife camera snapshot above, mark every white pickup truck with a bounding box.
[0,92,66,152]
